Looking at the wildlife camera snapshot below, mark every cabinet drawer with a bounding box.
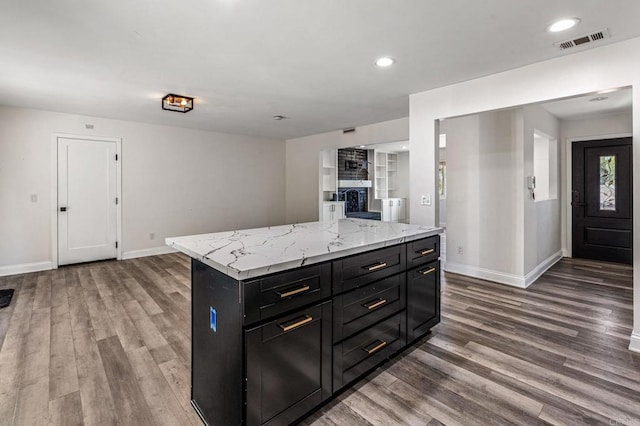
[246,301,332,426]
[333,273,406,343]
[407,260,440,342]
[333,311,406,392]
[332,245,405,294]
[407,236,440,269]
[244,263,331,325]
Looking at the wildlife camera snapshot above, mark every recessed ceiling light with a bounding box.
[589,96,608,102]
[359,145,366,148]
[375,57,395,67]
[402,146,408,150]
[547,18,581,33]
[273,115,287,120]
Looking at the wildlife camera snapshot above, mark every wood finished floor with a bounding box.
[0,254,638,425]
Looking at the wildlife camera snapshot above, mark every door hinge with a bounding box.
[115,197,119,205]
[115,154,119,161]
[115,241,118,249]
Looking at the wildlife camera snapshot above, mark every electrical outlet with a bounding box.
[457,246,464,255]
[30,194,38,203]
[149,232,155,240]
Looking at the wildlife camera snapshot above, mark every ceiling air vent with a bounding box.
[554,29,610,50]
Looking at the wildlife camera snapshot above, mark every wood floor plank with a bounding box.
[49,295,79,400]
[13,376,49,425]
[97,336,156,425]
[65,267,118,426]
[127,346,194,426]
[49,391,83,426]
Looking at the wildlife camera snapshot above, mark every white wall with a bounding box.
[396,150,410,199]
[560,112,633,255]
[445,110,522,278]
[409,36,640,351]
[0,106,286,273]
[285,117,408,223]
[522,105,561,275]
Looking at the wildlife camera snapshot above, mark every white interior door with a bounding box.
[58,137,117,265]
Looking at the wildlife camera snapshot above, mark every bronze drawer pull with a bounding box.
[363,298,387,310]
[418,267,436,275]
[278,315,313,332]
[418,248,435,256]
[275,284,310,298]
[365,262,387,271]
[363,340,387,355]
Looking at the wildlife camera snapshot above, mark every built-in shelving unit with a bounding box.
[319,149,338,219]
[374,151,398,199]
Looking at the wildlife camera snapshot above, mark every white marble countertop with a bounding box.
[166,219,442,280]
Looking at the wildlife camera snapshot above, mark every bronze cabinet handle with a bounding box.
[362,298,387,310]
[363,340,387,355]
[275,284,310,298]
[278,315,313,332]
[418,248,435,256]
[418,267,436,275]
[365,262,387,271]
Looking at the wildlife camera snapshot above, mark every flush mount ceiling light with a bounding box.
[547,18,581,33]
[273,115,288,120]
[162,94,194,113]
[375,57,395,67]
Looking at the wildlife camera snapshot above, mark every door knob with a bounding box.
[60,207,67,212]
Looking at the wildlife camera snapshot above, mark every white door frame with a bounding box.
[51,133,123,268]
[564,132,633,258]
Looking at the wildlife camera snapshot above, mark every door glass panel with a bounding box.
[599,155,616,211]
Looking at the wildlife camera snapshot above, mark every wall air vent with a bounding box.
[554,29,610,50]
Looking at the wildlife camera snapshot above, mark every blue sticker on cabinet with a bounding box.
[210,307,217,332]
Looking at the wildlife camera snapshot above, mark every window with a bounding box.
[438,161,446,197]
[599,155,616,211]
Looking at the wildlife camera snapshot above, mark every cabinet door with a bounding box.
[246,301,332,426]
[334,203,345,219]
[397,198,406,221]
[390,199,398,222]
[381,199,391,222]
[407,260,440,342]
[321,203,332,221]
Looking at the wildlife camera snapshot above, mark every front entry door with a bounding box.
[58,137,118,265]
[572,137,632,264]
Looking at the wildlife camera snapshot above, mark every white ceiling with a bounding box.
[1,0,639,140]
[541,87,632,119]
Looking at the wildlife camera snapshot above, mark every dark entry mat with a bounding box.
[0,289,15,308]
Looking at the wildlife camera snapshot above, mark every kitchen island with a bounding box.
[167,218,442,425]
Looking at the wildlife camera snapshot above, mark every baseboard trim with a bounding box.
[444,261,527,288]
[629,332,640,353]
[524,250,563,287]
[122,246,178,260]
[0,261,55,277]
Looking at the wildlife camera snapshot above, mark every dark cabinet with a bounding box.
[407,259,440,342]
[190,233,440,426]
[333,273,406,342]
[246,301,332,426]
[333,311,405,391]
